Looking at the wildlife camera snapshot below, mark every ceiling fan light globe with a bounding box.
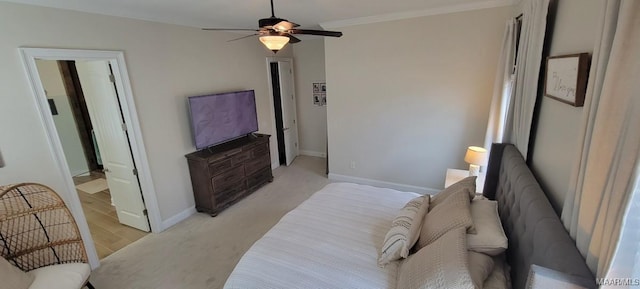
[259,35,290,51]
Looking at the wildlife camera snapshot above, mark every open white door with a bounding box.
[76,60,150,232]
[277,61,299,166]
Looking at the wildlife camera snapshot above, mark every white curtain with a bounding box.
[561,0,640,278]
[502,0,550,158]
[483,19,518,151]
[603,169,640,288]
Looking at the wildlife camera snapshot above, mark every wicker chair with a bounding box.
[0,183,95,289]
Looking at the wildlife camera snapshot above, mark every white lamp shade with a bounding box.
[464,146,488,166]
[259,35,290,51]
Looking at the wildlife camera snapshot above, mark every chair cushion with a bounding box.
[0,257,34,289]
[29,263,91,289]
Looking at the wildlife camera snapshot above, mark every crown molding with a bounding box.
[320,0,515,29]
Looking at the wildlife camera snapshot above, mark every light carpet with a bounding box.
[90,156,330,289]
[76,178,108,194]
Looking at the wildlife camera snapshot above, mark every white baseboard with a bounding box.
[161,206,197,231]
[71,170,90,177]
[271,161,280,170]
[299,150,327,158]
[328,173,440,195]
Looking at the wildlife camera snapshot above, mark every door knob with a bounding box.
[283,127,290,131]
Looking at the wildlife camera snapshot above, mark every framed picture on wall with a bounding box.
[313,82,326,106]
[544,53,591,107]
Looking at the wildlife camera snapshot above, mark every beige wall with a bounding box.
[35,59,90,176]
[325,7,511,191]
[530,0,600,213]
[293,39,327,157]
[0,2,292,223]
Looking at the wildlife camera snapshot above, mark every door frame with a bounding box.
[20,48,162,269]
[265,57,298,168]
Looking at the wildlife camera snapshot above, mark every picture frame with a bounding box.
[544,53,590,107]
[312,82,326,106]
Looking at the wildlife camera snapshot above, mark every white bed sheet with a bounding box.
[224,182,421,289]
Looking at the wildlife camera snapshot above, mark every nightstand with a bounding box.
[444,168,485,194]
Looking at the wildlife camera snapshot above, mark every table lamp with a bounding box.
[464,146,488,176]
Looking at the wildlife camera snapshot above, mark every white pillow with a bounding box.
[417,189,473,250]
[526,265,594,289]
[378,195,429,266]
[467,199,508,256]
[397,227,474,289]
[0,257,34,289]
[469,251,495,288]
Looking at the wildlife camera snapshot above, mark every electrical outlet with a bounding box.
[350,161,356,169]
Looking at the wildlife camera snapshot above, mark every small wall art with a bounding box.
[544,53,590,107]
[313,82,326,106]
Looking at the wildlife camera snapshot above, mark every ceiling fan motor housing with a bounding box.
[259,17,286,29]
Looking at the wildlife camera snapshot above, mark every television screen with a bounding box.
[187,90,258,150]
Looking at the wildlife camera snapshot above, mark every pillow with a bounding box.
[525,265,595,289]
[483,255,511,289]
[378,195,429,266]
[469,251,495,289]
[467,199,508,256]
[416,189,473,249]
[430,176,476,210]
[0,257,34,289]
[397,228,474,289]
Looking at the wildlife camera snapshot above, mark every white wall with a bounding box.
[325,7,510,191]
[0,2,292,223]
[530,0,600,213]
[35,60,90,177]
[292,39,327,158]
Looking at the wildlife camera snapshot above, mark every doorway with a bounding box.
[267,58,299,166]
[36,59,149,259]
[35,59,150,259]
[21,48,162,269]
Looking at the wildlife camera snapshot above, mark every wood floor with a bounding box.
[73,172,148,259]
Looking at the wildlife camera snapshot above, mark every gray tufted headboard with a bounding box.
[483,144,595,289]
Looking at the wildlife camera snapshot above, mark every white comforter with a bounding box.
[224,183,420,289]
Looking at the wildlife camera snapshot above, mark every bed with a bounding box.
[224,144,595,289]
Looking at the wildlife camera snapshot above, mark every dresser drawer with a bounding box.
[208,159,233,175]
[212,165,244,191]
[245,155,270,175]
[247,167,272,190]
[231,151,251,165]
[213,180,247,205]
[251,143,270,158]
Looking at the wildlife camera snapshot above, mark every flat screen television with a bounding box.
[187,90,259,150]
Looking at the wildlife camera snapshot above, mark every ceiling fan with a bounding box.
[203,0,343,53]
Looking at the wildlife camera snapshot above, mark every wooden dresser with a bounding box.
[185,134,273,216]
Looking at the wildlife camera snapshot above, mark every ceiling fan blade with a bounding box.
[287,35,301,43]
[289,29,343,37]
[227,34,259,42]
[202,28,259,32]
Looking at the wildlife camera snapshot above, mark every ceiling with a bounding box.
[2,0,514,29]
